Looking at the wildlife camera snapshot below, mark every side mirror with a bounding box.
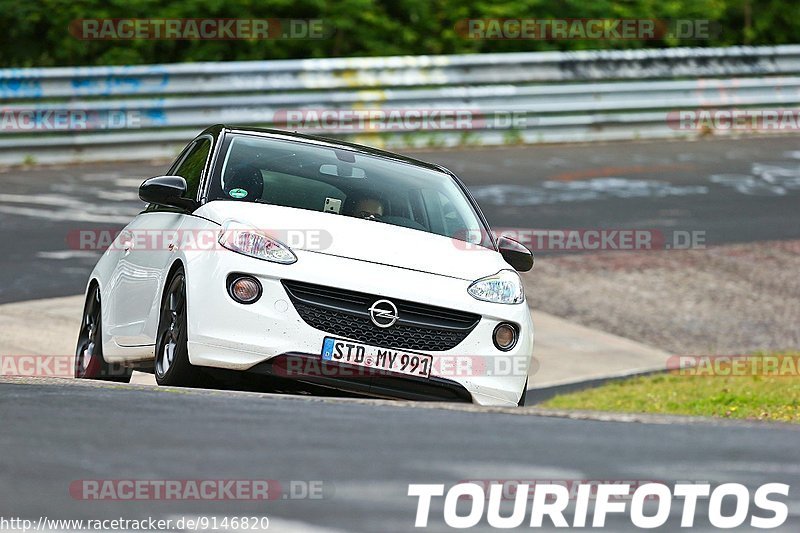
[498,236,534,272]
[139,176,197,210]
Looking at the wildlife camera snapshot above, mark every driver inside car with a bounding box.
[349,195,385,220]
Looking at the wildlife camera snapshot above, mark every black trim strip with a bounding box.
[248,353,473,403]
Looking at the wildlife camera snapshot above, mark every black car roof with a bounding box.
[200,124,451,176]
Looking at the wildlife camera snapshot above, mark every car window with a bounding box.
[261,170,346,211]
[210,134,491,248]
[167,142,193,175]
[173,138,211,200]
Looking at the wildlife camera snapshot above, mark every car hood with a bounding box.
[195,200,507,281]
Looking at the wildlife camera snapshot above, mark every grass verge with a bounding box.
[543,353,800,423]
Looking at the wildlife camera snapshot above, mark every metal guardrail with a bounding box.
[1,45,799,165]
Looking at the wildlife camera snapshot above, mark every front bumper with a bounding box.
[184,249,534,406]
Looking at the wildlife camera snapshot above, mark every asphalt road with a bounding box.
[1,379,798,532]
[1,135,799,303]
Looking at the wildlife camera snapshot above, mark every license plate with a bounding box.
[321,337,433,378]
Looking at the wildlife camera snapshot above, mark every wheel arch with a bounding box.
[84,277,102,332]
[85,277,100,296]
[160,258,187,307]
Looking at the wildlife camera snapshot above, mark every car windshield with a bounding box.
[208,134,491,248]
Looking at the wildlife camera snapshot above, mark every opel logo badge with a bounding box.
[369,299,399,328]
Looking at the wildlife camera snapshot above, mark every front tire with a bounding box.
[75,285,132,382]
[154,269,206,387]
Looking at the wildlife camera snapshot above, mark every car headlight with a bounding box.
[467,270,524,304]
[218,220,297,264]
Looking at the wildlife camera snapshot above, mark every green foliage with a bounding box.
[0,0,797,67]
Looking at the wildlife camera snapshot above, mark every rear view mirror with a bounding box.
[498,236,534,272]
[139,176,198,210]
[320,163,366,179]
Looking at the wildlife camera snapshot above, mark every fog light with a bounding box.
[493,323,518,351]
[227,275,262,304]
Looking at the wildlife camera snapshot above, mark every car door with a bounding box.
[108,137,212,347]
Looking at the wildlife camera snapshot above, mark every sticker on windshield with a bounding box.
[229,188,248,199]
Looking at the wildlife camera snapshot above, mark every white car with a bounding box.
[75,125,535,406]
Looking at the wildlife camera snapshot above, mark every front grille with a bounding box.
[281,280,480,351]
